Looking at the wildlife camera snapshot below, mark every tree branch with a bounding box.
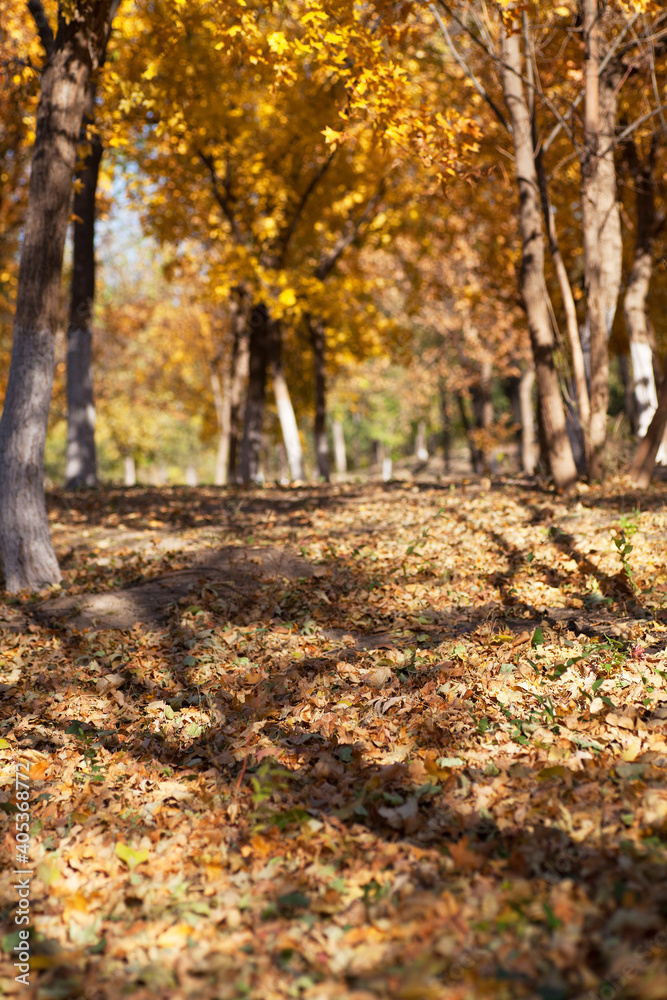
[429,4,510,133]
[197,148,248,248]
[26,0,54,60]
[276,148,338,268]
[543,10,643,153]
[315,181,386,281]
[436,0,579,152]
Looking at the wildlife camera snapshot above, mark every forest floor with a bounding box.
[2,476,667,1000]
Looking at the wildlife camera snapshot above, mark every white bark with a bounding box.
[333,420,347,474]
[272,369,304,481]
[630,339,658,439]
[415,420,428,461]
[124,455,136,486]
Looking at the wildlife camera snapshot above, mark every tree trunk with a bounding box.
[456,392,482,474]
[623,137,660,440]
[66,82,101,488]
[124,455,136,487]
[618,354,636,434]
[630,364,667,489]
[0,3,114,591]
[268,320,304,482]
[332,420,347,475]
[536,151,590,449]
[228,307,250,481]
[525,7,590,455]
[211,359,232,486]
[240,304,269,484]
[307,316,330,481]
[415,420,428,462]
[471,359,493,474]
[500,22,577,490]
[581,0,623,478]
[439,384,451,473]
[518,368,539,475]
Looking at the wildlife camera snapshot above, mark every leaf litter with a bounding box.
[1,479,667,998]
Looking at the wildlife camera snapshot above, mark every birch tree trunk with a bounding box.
[623,137,662,443]
[0,1,114,591]
[581,0,623,479]
[630,365,667,489]
[66,82,101,488]
[240,304,269,483]
[524,7,590,455]
[124,455,136,487]
[332,420,347,475]
[268,321,304,482]
[500,22,577,490]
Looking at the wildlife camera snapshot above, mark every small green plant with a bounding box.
[249,757,293,822]
[66,722,106,784]
[612,528,637,594]
[612,509,641,597]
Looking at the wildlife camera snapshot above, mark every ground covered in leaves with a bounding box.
[2,477,667,1000]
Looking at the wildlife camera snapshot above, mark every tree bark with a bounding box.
[581,0,623,478]
[618,353,636,433]
[332,420,347,475]
[518,368,539,475]
[415,420,428,462]
[66,82,101,488]
[439,385,451,473]
[268,320,304,482]
[211,359,232,486]
[0,2,114,591]
[456,392,482,474]
[307,316,330,481]
[536,150,590,449]
[240,304,269,483]
[471,359,493,474]
[500,23,577,490]
[630,364,667,489]
[623,136,661,440]
[228,314,250,482]
[124,455,136,487]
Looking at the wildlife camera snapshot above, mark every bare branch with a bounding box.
[600,104,667,159]
[436,0,579,152]
[644,12,667,142]
[543,10,642,152]
[429,4,510,133]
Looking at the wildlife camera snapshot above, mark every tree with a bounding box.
[580,0,622,478]
[0,0,116,592]
[65,1,120,488]
[106,0,422,485]
[499,16,577,488]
